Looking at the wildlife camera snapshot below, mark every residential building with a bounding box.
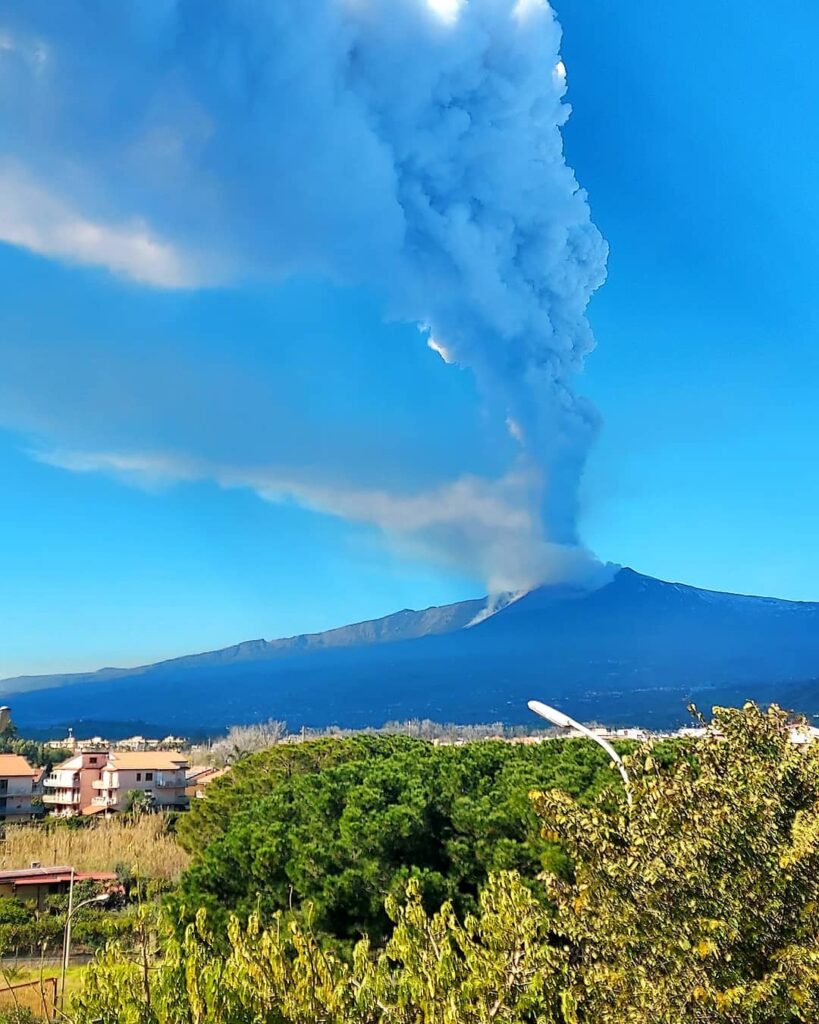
[185,765,228,800]
[44,749,190,815]
[116,734,187,752]
[90,751,190,814]
[42,750,108,815]
[47,728,77,753]
[0,754,38,820]
[0,866,119,911]
[789,725,819,746]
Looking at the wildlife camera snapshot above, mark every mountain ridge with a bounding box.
[4,568,819,732]
[0,592,498,693]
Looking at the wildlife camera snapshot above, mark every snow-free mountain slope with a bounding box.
[3,569,818,733]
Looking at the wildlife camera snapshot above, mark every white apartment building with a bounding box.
[0,754,37,820]
[42,749,108,815]
[90,751,189,813]
[44,749,189,816]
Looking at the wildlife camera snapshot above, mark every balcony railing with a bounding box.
[91,796,116,807]
[42,792,80,805]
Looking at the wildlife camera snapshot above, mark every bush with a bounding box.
[0,1008,41,1024]
[0,899,30,928]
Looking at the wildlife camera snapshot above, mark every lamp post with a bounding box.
[60,869,109,1009]
[527,699,633,807]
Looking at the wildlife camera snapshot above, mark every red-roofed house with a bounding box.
[0,866,119,910]
[0,754,38,820]
[42,750,109,816]
[90,751,189,813]
[44,749,189,816]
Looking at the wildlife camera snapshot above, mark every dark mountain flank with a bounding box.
[4,569,819,733]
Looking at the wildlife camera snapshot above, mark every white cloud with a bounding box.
[505,417,524,442]
[0,164,206,288]
[427,336,455,364]
[425,0,463,24]
[513,0,549,22]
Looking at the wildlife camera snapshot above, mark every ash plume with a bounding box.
[0,0,608,588]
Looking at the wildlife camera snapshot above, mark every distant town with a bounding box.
[0,704,816,822]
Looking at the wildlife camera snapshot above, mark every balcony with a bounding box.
[91,779,113,790]
[42,791,80,805]
[91,796,116,808]
[43,775,77,789]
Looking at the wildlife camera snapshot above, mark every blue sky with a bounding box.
[1,0,818,677]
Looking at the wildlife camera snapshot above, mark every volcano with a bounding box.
[3,568,819,735]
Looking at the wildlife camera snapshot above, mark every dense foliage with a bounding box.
[0,882,134,957]
[0,713,71,769]
[174,734,626,940]
[0,737,71,771]
[72,704,819,1023]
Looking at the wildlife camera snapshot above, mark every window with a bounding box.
[136,773,142,781]
[145,772,153,781]
[89,757,97,764]
[0,780,7,793]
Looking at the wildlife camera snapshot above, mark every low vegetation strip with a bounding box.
[0,814,189,881]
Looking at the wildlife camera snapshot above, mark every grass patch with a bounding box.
[0,814,189,881]
[0,961,87,1019]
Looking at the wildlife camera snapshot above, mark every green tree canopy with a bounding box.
[73,704,819,1023]
[174,733,623,941]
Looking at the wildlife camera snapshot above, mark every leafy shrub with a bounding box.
[0,899,30,928]
[0,1007,41,1024]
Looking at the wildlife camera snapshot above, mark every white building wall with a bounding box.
[0,775,35,818]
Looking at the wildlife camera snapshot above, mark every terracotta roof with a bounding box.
[0,755,37,778]
[106,751,189,771]
[186,765,227,782]
[0,866,117,884]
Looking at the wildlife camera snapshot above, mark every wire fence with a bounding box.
[0,976,58,1020]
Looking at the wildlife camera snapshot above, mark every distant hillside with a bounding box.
[0,593,499,693]
[3,569,819,732]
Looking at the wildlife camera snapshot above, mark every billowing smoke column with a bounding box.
[347,0,608,552]
[0,0,608,588]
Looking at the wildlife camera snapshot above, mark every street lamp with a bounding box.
[527,699,633,806]
[61,868,110,1009]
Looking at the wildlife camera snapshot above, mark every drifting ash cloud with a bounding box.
[0,163,205,288]
[35,447,602,593]
[2,0,608,589]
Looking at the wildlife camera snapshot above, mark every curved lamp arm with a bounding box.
[528,699,633,807]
